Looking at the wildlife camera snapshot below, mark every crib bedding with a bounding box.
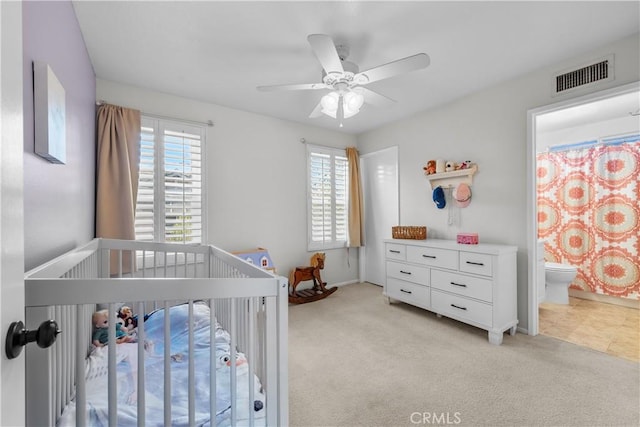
[57,302,266,427]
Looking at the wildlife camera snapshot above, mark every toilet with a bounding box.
[544,262,577,304]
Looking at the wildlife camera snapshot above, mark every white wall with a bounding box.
[537,115,639,152]
[357,33,640,331]
[97,79,359,286]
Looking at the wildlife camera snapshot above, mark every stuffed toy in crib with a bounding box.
[92,309,133,347]
[117,305,138,332]
[216,350,265,417]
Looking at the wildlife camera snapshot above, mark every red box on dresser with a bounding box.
[457,232,479,244]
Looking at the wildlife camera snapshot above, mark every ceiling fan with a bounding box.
[257,34,430,127]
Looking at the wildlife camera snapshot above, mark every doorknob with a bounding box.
[5,320,61,359]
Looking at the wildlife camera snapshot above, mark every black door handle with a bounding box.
[5,320,61,359]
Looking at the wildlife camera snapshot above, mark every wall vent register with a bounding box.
[553,55,613,95]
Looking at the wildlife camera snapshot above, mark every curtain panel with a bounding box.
[536,139,639,300]
[347,147,364,247]
[96,104,141,274]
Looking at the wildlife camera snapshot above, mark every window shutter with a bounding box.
[307,145,349,250]
[334,154,348,242]
[135,117,204,244]
[310,152,333,244]
[162,125,203,243]
[135,121,156,242]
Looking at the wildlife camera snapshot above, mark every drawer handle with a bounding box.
[400,289,412,294]
[466,261,484,266]
[450,281,467,288]
[400,270,412,275]
[451,304,467,311]
[389,250,401,254]
[422,255,436,259]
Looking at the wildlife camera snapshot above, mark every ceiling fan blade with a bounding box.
[309,101,324,118]
[307,34,344,75]
[257,83,328,92]
[358,87,396,108]
[355,53,430,84]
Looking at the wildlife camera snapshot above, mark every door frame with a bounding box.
[1,1,26,424]
[526,80,640,336]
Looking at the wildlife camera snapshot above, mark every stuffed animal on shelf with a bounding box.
[118,306,138,332]
[458,160,472,170]
[445,161,456,172]
[423,160,436,175]
[92,309,132,347]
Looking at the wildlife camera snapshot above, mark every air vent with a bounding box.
[553,55,614,95]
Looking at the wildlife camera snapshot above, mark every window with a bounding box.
[135,117,205,243]
[307,144,349,250]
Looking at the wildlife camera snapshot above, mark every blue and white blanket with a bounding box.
[58,302,266,426]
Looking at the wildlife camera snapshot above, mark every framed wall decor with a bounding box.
[33,61,66,164]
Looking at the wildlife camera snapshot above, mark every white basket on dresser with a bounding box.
[384,238,518,345]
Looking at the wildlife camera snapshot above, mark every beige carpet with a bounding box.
[288,283,640,427]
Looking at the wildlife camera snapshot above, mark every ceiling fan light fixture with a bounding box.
[320,90,363,119]
[344,90,364,112]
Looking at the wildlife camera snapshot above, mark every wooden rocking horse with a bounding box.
[288,252,337,304]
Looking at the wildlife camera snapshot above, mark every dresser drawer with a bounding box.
[407,246,458,270]
[431,290,492,328]
[459,251,493,277]
[386,278,431,309]
[386,261,430,286]
[385,243,406,261]
[431,269,493,303]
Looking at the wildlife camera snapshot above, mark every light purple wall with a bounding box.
[23,0,96,270]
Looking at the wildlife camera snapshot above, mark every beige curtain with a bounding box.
[347,147,364,247]
[96,104,140,274]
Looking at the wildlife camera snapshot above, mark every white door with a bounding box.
[359,147,399,286]
[0,2,26,425]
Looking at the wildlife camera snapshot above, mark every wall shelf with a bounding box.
[425,165,477,189]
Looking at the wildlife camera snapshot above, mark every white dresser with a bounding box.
[384,239,518,345]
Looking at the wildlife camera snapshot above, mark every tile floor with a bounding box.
[539,297,639,362]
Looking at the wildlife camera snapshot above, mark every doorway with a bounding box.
[359,146,399,286]
[527,82,640,353]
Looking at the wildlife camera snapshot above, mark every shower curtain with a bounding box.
[537,137,639,300]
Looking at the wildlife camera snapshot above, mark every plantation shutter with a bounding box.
[307,145,349,250]
[135,121,155,241]
[135,117,204,243]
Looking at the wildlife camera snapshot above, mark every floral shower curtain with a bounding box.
[537,136,640,300]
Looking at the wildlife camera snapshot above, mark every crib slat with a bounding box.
[230,300,237,425]
[209,298,217,423]
[248,297,255,426]
[137,301,146,427]
[164,300,172,426]
[76,305,87,427]
[108,302,117,426]
[188,300,195,426]
[265,295,277,426]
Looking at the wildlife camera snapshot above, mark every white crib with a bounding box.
[24,238,288,426]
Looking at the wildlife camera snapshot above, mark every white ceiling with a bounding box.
[72,1,640,134]
[536,90,640,133]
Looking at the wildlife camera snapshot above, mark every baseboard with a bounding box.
[331,279,359,287]
[516,326,529,335]
[569,289,639,309]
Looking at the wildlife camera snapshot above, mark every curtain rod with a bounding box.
[300,138,353,150]
[96,100,214,127]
